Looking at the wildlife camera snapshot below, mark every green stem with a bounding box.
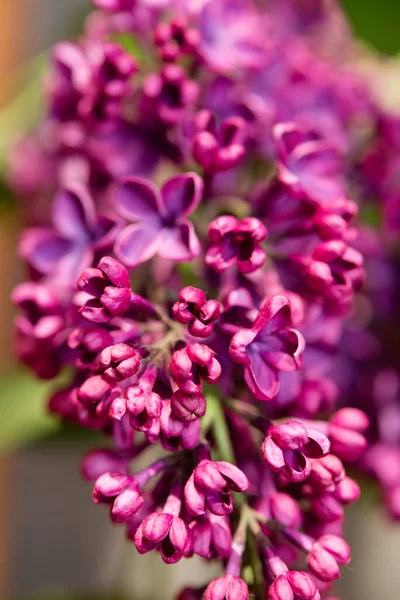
[205,391,235,464]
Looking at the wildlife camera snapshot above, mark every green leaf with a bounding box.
[0,369,62,451]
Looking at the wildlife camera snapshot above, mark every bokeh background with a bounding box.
[0,1,399,599]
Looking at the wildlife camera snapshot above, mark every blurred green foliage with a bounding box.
[343,0,400,55]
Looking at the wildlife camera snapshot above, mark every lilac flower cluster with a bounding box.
[10,0,400,597]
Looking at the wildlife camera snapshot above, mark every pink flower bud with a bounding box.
[308,535,350,582]
[204,575,249,600]
[97,343,140,382]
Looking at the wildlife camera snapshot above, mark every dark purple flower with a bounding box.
[77,256,131,323]
[206,216,267,274]
[134,511,192,564]
[170,342,221,394]
[307,534,350,582]
[274,122,348,207]
[19,185,120,287]
[170,390,207,421]
[229,295,305,400]
[115,173,203,267]
[172,286,221,338]
[193,110,247,172]
[204,575,249,600]
[142,64,199,124]
[262,420,330,482]
[184,459,249,516]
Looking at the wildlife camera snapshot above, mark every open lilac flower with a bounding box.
[206,216,267,274]
[115,173,203,267]
[229,295,305,400]
[274,122,348,207]
[172,286,221,338]
[19,185,120,287]
[262,421,330,482]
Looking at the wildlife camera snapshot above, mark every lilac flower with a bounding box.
[95,343,141,382]
[229,295,305,400]
[267,571,320,600]
[193,110,247,172]
[115,173,203,267]
[204,575,249,600]
[190,512,232,559]
[142,64,199,124]
[159,400,201,451]
[262,421,330,482]
[184,459,249,516]
[154,16,199,62]
[77,256,131,322]
[307,534,350,582]
[170,342,221,394]
[19,185,120,287]
[93,472,144,522]
[135,512,192,564]
[172,286,221,338]
[274,122,348,207]
[206,216,268,274]
[197,0,267,73]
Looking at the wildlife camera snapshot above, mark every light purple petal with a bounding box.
[114,223,162,267]
[244,349,280,400]
[19,229,72,275]
[117,177,163,223]
[158,221,200,261]
[52,185,97,240]
[160,172,203,220]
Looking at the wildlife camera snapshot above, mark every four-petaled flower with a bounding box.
[229,295,305,400]
[115,173,203,267]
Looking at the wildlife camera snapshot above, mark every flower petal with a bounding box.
[53,185,97,240]
[158,221,201,261]
[19,228,72,275]
[117,176,163,223]
[114,223,161,267]
[244,350,280,400]
[161,172,203,220]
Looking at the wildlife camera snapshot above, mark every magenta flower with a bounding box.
[262,421,330,483]
[274,122,348,207]
[204,575,249,600]
[135,512,192,564]
[93,472,143,523]
[307,534,350,582]
[190,512,232,559]
[229,295,305,400]
[193,110,247,172]
[115,173,203,267]
[197,0,266,73]
[19,185,120,287]
[206,216,268,274]
[170,342,221,394]
[268,570,320,600]
[184,459,249,516]
[95,343,141,382]
[172,286,221,338]
[77,256,132,323]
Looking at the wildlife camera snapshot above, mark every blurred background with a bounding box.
[0,1,399,599]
